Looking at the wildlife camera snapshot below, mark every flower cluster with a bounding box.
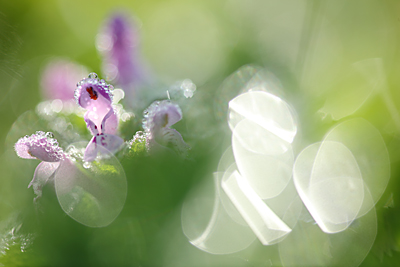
[12,13,191,227]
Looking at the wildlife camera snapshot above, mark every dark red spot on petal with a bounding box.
[86,86,98,100]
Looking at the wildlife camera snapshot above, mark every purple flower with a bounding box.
[75,73,124,161]
[143,100,190,157]
[97,13,142,88]
[41,59,88,101]
[14,132,128,227]
[15,131,65,201]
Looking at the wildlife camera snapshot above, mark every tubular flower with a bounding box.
[97,13,142,88]
[15,131,65,201]
[143,100,190,157]
[75,73,124,161]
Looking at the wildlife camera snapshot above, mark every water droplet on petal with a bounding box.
[36,131,45,136]
[51,140,59,147]
[45,132,55,139]
[88,72,98,79]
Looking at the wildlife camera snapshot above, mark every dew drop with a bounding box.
[65,145,76,155]
[36,131,45,136]
[121,112,131,122]
[88,73,98,79]
[45,132,55,139]
[83,162,91,169]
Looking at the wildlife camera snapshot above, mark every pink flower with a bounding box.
[15,131,64,201]
[97,13,143,87]
[143,100,189,157]
[14,132,127,227]
[75,73,124,161]
[41,59,88,101]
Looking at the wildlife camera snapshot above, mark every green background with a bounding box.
[1,0,400,266]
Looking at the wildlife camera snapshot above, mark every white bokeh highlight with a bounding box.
[55,142,127,227]
[222,171,291,245]
[229,91,297,199]
[229,91,297,144]
[293,118,390,234]
[293,141,364,233]
[181,173,256,254]
[181,68,388,267]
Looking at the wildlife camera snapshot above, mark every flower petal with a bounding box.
[160,128,190,157]
[84,117,99,136]
[84,136,98,162]
[101,108,118,135]
[143,100,182,134]
[96,134,124,154]
[29,161,60,201]
[84,103,113,133]
[15,131,64,162]
[97,13,143,87]
[84,134,124,162]
[74,73,114,109]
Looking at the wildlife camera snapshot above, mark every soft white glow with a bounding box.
[294,141,364,233]
[232,120,294,199]
[112,89,125,104]
[55,142,127,227]
[293,118,389,234]
[181,173,256,254]
[222,171,291,245]
[279,195,377,267]
[228,91,297,144]
[51,99,63,113]
[323,118,390,217]
[96,33,112,52]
